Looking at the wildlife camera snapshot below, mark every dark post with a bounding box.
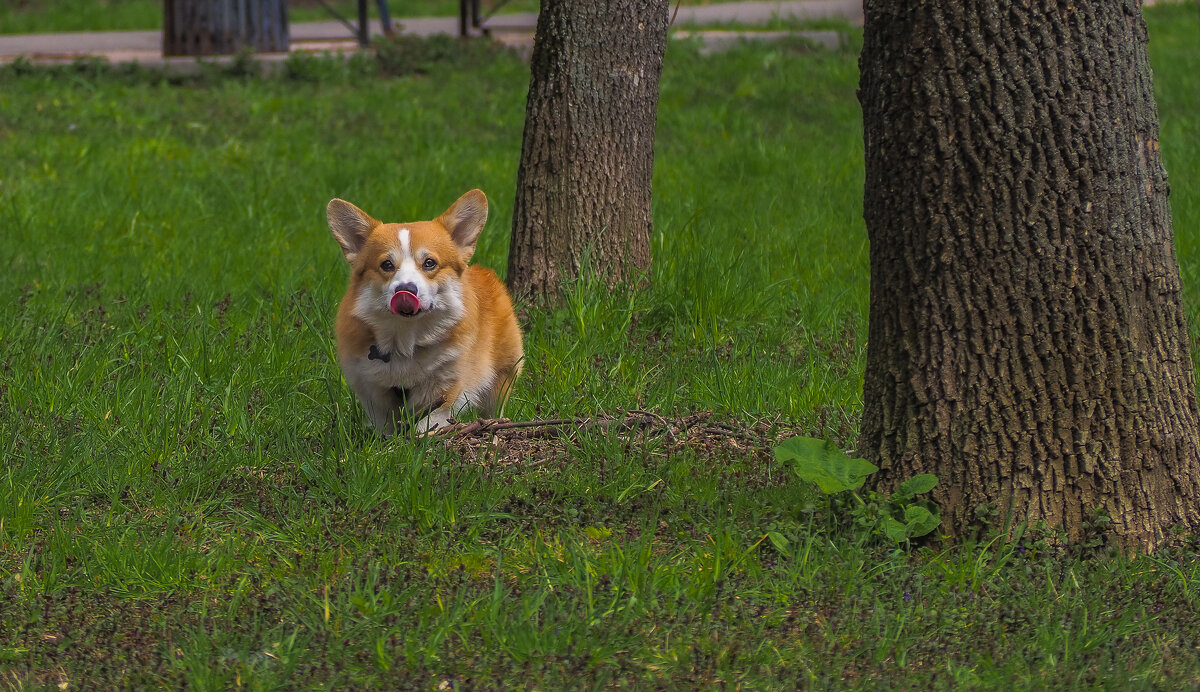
[163,0,290,57]
[357,0,369,46]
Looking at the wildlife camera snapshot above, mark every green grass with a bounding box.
[1,5,1199,689]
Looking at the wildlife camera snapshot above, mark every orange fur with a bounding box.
[327,190,522,435]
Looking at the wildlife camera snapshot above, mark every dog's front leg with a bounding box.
[357,386,404,437]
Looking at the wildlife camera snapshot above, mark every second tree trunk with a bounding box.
[507,0,668,299]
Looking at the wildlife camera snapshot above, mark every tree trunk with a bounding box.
[858,0,1200,552]
[163,0,289,57]
[507,0,668,299]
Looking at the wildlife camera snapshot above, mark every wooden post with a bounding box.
[163,0,290,57]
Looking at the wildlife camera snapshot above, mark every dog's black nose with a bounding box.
[394,282,418,296]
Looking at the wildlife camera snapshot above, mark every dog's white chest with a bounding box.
[344,341,457,406]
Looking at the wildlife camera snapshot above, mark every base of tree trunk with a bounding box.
[857,0,1200,554]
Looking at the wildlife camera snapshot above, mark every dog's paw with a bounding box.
[415,409,452,436]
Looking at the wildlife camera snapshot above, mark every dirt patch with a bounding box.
[431,410,804,469]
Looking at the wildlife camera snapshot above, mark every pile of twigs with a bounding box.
[429,410,798,468]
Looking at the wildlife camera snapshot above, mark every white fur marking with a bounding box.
[398,228,411,259]
[389,226,436,307]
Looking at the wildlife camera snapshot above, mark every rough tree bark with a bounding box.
[507,0,669,300]
[163,0,289,57]
[858,0,1200,552]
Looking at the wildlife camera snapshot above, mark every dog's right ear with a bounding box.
[327,199,379,262]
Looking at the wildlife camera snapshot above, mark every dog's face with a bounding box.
[327,190,488,321]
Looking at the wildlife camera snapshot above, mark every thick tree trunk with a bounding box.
[507,0,668,299]
[858,0,1200,552]
[163,0,289,57]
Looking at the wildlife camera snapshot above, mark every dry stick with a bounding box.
[702,420,770,443]
[431,416,589,438]
[628,409,678,442]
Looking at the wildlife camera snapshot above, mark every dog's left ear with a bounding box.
[438,189,488,262]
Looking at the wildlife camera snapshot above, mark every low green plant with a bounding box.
[774,436,941,543]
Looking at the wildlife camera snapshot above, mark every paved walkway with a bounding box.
[0,1,862,67]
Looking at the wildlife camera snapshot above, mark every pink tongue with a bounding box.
[389,291,420,315]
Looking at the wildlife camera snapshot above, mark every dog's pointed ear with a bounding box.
[327,199,378,263]
[438,189,488,262]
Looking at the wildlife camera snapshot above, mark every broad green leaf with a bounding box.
[774,436,878,494]
[881,518,909,542]
[766,531,791,553]
[903,505,941,538]
[895,473,939,501]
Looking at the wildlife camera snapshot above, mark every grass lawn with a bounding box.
[1,5,1199,689]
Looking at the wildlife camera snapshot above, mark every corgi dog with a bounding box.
[326,189,523,435]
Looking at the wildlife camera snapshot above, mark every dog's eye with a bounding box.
[422,257,437,271]
[380,259,395,272]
